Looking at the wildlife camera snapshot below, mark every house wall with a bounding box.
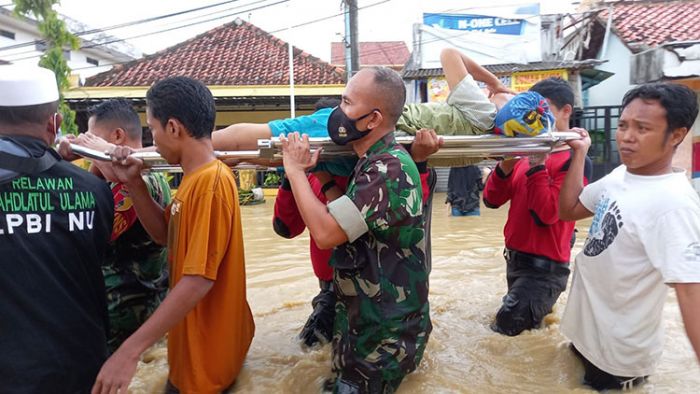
[676,121,692,178]
[0,16,129,82]
[0,18,41,61]
[586,34,634,107]
[65,48,121,80]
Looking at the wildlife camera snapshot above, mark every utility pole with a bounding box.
[344,0,360,80]
[343,2,352,80]
[287,0,295,117]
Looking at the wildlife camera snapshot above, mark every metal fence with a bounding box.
[572,105,622,181]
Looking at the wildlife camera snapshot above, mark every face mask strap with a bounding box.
[53,113,62,143]
[353,108,380,122]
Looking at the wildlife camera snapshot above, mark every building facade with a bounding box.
[0,7,139,82]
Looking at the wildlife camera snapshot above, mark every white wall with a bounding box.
[65,49,122,80]
[586,34,634,107]
[0,16,130,82]
[0,21,43,64]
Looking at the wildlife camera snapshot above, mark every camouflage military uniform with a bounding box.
[328,133,431,393]
[102,173,171,352]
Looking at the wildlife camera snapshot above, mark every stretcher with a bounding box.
[69,131,581,172]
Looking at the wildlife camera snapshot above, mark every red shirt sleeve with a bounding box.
[272,175,321,238]
[419,171,430,202]
[525,152,591,226]
[524,165,562,225]
[483,161,519,208]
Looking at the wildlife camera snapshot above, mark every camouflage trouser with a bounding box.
[107,291,165,353]
[330,371,404,394]
[330,274,430,394]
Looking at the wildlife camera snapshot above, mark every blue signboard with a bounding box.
[423,13,525,35]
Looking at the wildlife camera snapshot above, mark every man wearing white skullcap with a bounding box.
[0,65,115,393]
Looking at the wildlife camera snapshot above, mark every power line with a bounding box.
[332,10,593,67]
[342,4,605,63]
[13,0,515,69]
[11,0,389,66]
[0,0,248,52]
[26,0,550,77]
[34,0,571,75]
[1,0,275,58]
[0,0,245,52]
[5,0,289,62]
[81,0,291,51]
[117,0,272,36]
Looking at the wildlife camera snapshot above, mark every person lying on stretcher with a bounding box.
[208,48,553,170]
[64,48,555,173]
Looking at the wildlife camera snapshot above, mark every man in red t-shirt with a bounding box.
[483,78,593,336]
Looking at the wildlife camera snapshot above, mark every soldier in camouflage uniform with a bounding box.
[331,132,430,392]
[102,173,171,352]
[64,99,172,352]
[281,67,431,393]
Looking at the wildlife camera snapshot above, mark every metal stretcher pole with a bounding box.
[257,131,581,159]
[69,132,581,171]
[68,144,262,172]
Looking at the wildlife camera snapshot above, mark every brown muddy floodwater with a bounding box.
[128,193,699,393]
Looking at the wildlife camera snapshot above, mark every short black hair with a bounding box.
[369,67,406,124]
[0,101,58,126]
[622,83,699,132]
[88,99,142,140]
[314,97,341,111]
[146,76,215,139]
[529,78,574,108]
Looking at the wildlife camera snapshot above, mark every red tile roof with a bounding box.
[86,18,345,87]
[330,41,410,67]
[601,0,700,52]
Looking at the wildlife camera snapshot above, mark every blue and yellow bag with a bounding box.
[493,91,555,137]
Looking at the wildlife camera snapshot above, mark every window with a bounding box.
[86,56,99,66]
[0,29,15,40]
[63,50,71,60]
[35,41,47,52]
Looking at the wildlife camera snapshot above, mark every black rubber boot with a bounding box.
[299,280,336,348]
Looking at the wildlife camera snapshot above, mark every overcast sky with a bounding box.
[55,0,576,61]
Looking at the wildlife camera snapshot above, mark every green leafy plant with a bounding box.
[263,172,281,187]
[13,0,80,135]
[238,188,254,205]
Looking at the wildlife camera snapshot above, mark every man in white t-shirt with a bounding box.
[558,83,700,391]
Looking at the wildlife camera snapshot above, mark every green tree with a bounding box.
[13,0,80,135]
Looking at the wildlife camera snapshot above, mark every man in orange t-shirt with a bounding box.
[91,76,254,394]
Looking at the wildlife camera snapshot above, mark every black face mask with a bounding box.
[327,106,378,145]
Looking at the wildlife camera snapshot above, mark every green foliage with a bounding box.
[263,172,281,187]
[39,12,79,48]
[57,101,77,134]
[13,0,80,135]
[238,188,254,205]
[12,0,56,19]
